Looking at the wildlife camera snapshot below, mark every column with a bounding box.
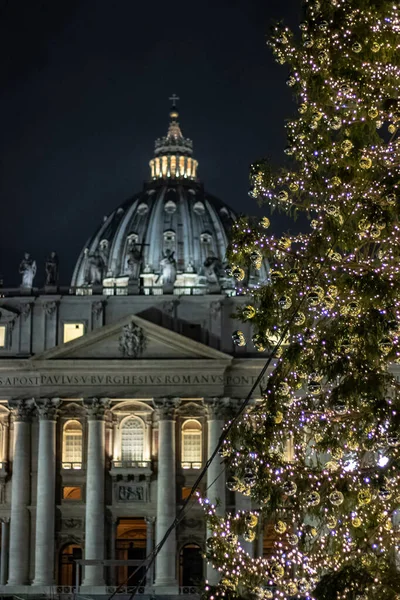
[33,398,60,585]
[145,516,155,589]
[81,398,109,588]
[7,400,32,586]
[205,398,228,585]
[0,519,10,585]
[109,517,118,586]
[154,398,179,593]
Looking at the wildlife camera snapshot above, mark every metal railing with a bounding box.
[111,460,151,469]
[181,461,202,470]
[61,462,83,470]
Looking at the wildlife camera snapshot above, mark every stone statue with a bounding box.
[45,251,59,286]
[99,240,109,273]
[203,255,220,284]
[158,249,177,285]
[126,241,142,280]
[19,253,37,288]
[119,321,146,358]
[85,251,104,285]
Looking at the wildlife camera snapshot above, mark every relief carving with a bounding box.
[118,322,146,358]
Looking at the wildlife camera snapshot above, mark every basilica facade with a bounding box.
[0,103,269,598]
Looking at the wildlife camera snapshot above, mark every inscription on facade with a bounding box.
[117,484,147,502]
[0,373,269,388]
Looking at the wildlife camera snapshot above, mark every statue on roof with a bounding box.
[19,253,37,288]
[85,251,105,285]
[126,239,142,280]
[159,249,177,285]
[203,255,221,284]
[45,251,59,286]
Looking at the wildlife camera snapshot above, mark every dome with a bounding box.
[71,100,265,295]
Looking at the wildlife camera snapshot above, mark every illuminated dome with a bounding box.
[71,100,243,295]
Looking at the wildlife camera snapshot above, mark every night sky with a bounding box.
[0,0,301,286]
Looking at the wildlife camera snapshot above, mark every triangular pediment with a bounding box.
[32,314,232,361]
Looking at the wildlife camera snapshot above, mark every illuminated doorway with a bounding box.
[179,544,203,587]
[59,543,82,586]
[116,518,146,587]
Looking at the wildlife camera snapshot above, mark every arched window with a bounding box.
[181,420,202,469]
[121,417,144,462]
[62,420,83,469]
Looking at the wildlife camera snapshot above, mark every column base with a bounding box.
[154,580,179,594]
[32,579,55,586]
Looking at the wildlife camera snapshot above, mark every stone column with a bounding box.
[109,517,118,586]
[205,398,228,585]
[81,398,109,589]
[154,398,179,593]
[145,516,155,589]
[0,519,10,585]
[7,400,32,586]
[33,398,60,585]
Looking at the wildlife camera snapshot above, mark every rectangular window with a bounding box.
[63,486,82,500]
[0,326,5,348]
[63,323,84,343]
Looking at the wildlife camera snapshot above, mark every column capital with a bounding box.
[205,397,232,420]
[8,399,33,422]
[84,397,111,420]
[145,516,156,525]
[35,398,61,421]
[153,397,180,420]
[0,517,10,524]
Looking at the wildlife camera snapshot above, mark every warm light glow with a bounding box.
[63,323,84,343]
[0,326,5,348]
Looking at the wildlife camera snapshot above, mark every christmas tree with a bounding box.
[202,0,400,598]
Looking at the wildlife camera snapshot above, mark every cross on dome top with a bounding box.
[149,97,198,180]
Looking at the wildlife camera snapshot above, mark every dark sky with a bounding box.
[0,0,301,286]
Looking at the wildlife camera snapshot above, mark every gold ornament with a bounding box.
[299,103,308,114]
[329,490,344,506]
[252,334,266,352]
[260,217,270,229]
[328,285,338,296]
[286,582,298,596]
[232,330,246,346]
[388,124,397,134]
[274,520,287,534]
[352,41,362,53]
[278,295,292,310]
[289,182,299,192]
[326,204,339,216]
[371,41,380,53]
[348,300,361,316]
[341,139,353,153]
[244,513,258,528]
[270,562,285,580]
[277,190,289,202]
[243,305,256,319]
[277,237,291,250]
[352,516,362,528]
[368,107,379,119]
[243,529,256,542]
[323,295,335,309]
[324,460,339,472]
[275,411,284,424]
[232,266,245,281]
[293,312,306,326]
[307,491,321,506]
[358,489,372,506]
[326,515,337,529]
[270,270,284,283]
[332,447,343,460]
[287,533,299,545]
[384,519,393,531]
[278,382,290,396]
[331,116,342,130]
[331,176,341,186]
[379,337,392,355]
[360,156,372,169]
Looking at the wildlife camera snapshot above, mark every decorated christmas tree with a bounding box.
[202,0,400,598]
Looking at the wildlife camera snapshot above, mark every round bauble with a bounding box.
[282,481,297,496]
[307,491,321,506]
[232,330,246,346]
[329,490,344,506]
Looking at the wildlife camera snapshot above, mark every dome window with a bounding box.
[163,230,176,254]
[193,201,205,215]
[164,200,177,214]
[200,232,212,244]
[137,203,149,216]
